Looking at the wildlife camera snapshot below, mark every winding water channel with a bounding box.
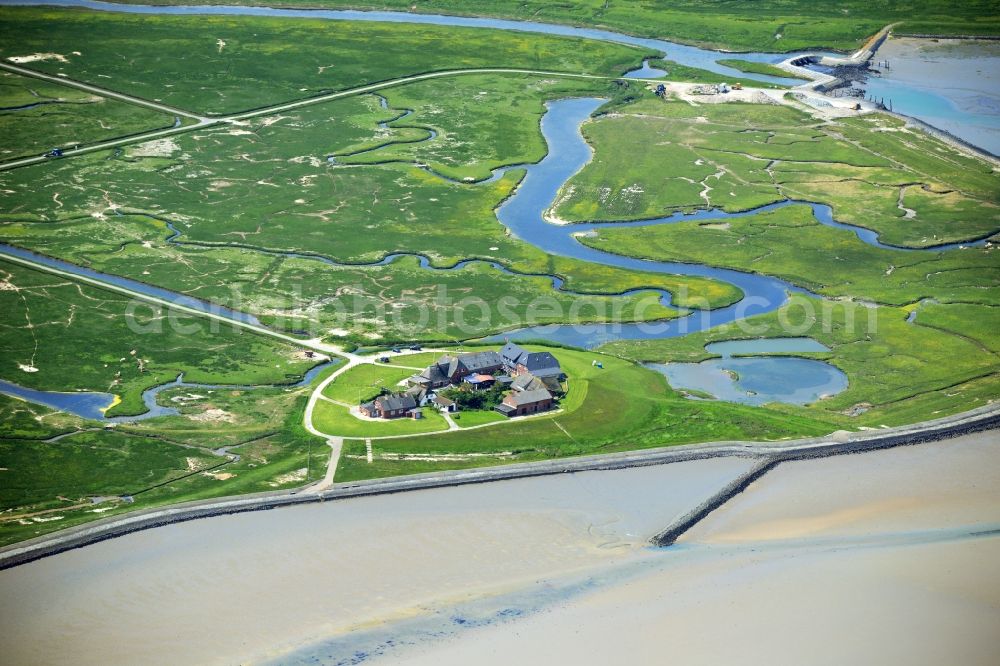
[0,0,823,85]
[1,97,971,413]
[4,96,975,354]
[0,2,992,415]
[0,361,337,421]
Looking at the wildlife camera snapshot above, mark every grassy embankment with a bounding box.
[104,0,1000,52]
[332,345,838,481]
[716,59,812,80]
[0,70,177,161]
[552,99,999,247]
[651,61,791,89]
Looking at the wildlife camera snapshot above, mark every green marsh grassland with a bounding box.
[0,70,177,160]
[103,0,1000,52]
[553,100,999,248]
[0,7,655,115]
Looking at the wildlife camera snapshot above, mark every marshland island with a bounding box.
[0,2,997,664]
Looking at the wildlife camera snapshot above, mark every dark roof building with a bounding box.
[446,351,503,379]
[518,351,563,377]
[501,341,527,368]
[539,375,563,393]
[511,373,544,392]
[405,384,428,404]
[408,362,450,388]
[361,392,418,419]
[496,387,554,417]
[410,351,504,387]
[510,372,564,394]
[501,342,564,378]
[377,393,417,413]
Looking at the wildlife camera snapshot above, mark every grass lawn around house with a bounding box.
[322,364,417,404]
[453,409,508,427]
[333,345,838,481]
[373,352,445,369]
[312,400,450,437]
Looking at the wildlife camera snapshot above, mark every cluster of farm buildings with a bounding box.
[359,342,565,420]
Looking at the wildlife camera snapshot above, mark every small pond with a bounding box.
[647,337,847,406]
[624,58,668,79]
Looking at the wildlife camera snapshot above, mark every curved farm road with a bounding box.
[301,351,363,491]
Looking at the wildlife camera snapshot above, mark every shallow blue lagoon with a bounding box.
[647,337,847,406]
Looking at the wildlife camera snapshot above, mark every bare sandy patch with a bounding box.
[129,138,181,158]
[8,53,69,64]
[269,468,308,487]
[208,180,236,192]
[292,350,329,362]
[189,408,236,424]
[258,115,288,128]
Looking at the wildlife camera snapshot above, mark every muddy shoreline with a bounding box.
[2,402,997,570]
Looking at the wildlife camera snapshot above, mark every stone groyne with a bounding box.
[650,405,1000,547]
